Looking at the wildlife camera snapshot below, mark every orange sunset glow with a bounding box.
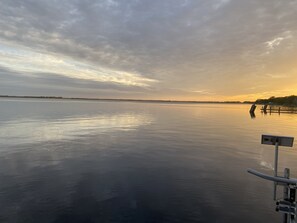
[0,1,297,101]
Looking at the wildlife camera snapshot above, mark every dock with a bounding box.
[249,104,297,114]
[260,105,297,114]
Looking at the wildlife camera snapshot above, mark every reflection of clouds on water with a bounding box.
[258,146,275,171]
[0,113,153,146]
[260,161,273,170]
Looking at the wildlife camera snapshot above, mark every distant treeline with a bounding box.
[255,95,297,106]
[0,95,63,99]
[0,95,243,104]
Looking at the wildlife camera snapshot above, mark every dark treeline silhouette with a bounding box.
[0,95,242,104]
[256,95,297,106]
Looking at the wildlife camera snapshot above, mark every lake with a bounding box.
[0,98,297,222]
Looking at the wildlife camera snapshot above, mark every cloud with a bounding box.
[213,0,231,10]
[264,73,288,79]
[0,65,157,99]
[0,41,157,87]
[0,0,297,100]
[266,37,284,49]
[265,31,292,54]
[191,90,216,95]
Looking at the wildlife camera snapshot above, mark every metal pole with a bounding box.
[274,142,279,200]
[275,142,279,177]
[283,168,290,223]
[290,187,296,223]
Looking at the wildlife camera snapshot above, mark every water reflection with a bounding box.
[0,113,153,146]
[250,112,256,119]
[1,101,297,222]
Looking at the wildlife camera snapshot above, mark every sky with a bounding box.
[0,0,297,101]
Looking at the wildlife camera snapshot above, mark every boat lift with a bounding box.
[248,135,296,223]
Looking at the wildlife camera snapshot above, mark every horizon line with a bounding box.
[0,95,254,104]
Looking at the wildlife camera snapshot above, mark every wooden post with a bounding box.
[249,104,256,113]
[263,104,268,113]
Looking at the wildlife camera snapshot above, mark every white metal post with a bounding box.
[274,142,279,200]
[275,142,279,177]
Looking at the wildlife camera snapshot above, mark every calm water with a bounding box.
[1,98,297,223]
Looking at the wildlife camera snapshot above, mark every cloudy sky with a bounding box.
[0,0,297,101]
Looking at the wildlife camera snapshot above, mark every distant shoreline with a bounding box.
[255,95,297,107]
[0,95,252,104]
